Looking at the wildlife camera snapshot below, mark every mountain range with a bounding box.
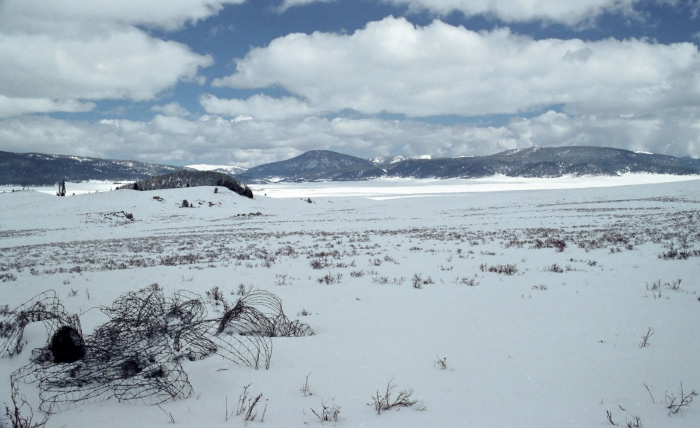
[2,146,700,185]
[236,147,700,182]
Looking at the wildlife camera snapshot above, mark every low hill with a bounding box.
[120,170,253,199]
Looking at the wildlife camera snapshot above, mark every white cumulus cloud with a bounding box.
[200,94,321,120]
[0,0,246,34]
[382,0,640,25]
[214,17,700,120]
[0,96,95,119]
[0,30,212,102]
[282,0,676,26]
[276,0,336,13]
[151,102,194,118]
[0,0,238,116]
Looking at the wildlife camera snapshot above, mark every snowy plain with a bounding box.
[1,175,700,427]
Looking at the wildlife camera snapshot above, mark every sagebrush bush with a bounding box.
[370,379,424,415]
[479,263,518,275]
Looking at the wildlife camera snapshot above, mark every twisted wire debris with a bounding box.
[1,287,313,413]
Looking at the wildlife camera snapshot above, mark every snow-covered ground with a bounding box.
[1,176,699,427]
[0,180,131,196]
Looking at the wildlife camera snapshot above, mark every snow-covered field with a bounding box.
[0,181,131,196]
[2,176,699,427]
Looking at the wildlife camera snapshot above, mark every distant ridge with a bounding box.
[386,146,700,179]
[236,146,700,182]
[185,164,248,176]
[0,150,182,185]
[237,150,385,182]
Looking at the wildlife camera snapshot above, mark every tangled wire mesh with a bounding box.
[0,290,81,360]
[1,287,313,413]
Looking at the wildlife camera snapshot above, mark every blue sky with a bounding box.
[1,0,699,167]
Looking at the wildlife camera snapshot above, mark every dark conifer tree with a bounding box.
[57,180,66,196]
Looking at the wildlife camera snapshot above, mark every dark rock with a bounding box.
[48,325,86,364]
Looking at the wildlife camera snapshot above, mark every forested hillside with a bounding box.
[120,170,253,198]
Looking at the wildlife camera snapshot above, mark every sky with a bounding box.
[0,0,699,167]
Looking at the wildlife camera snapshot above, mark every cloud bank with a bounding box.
[1,106,697,169]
